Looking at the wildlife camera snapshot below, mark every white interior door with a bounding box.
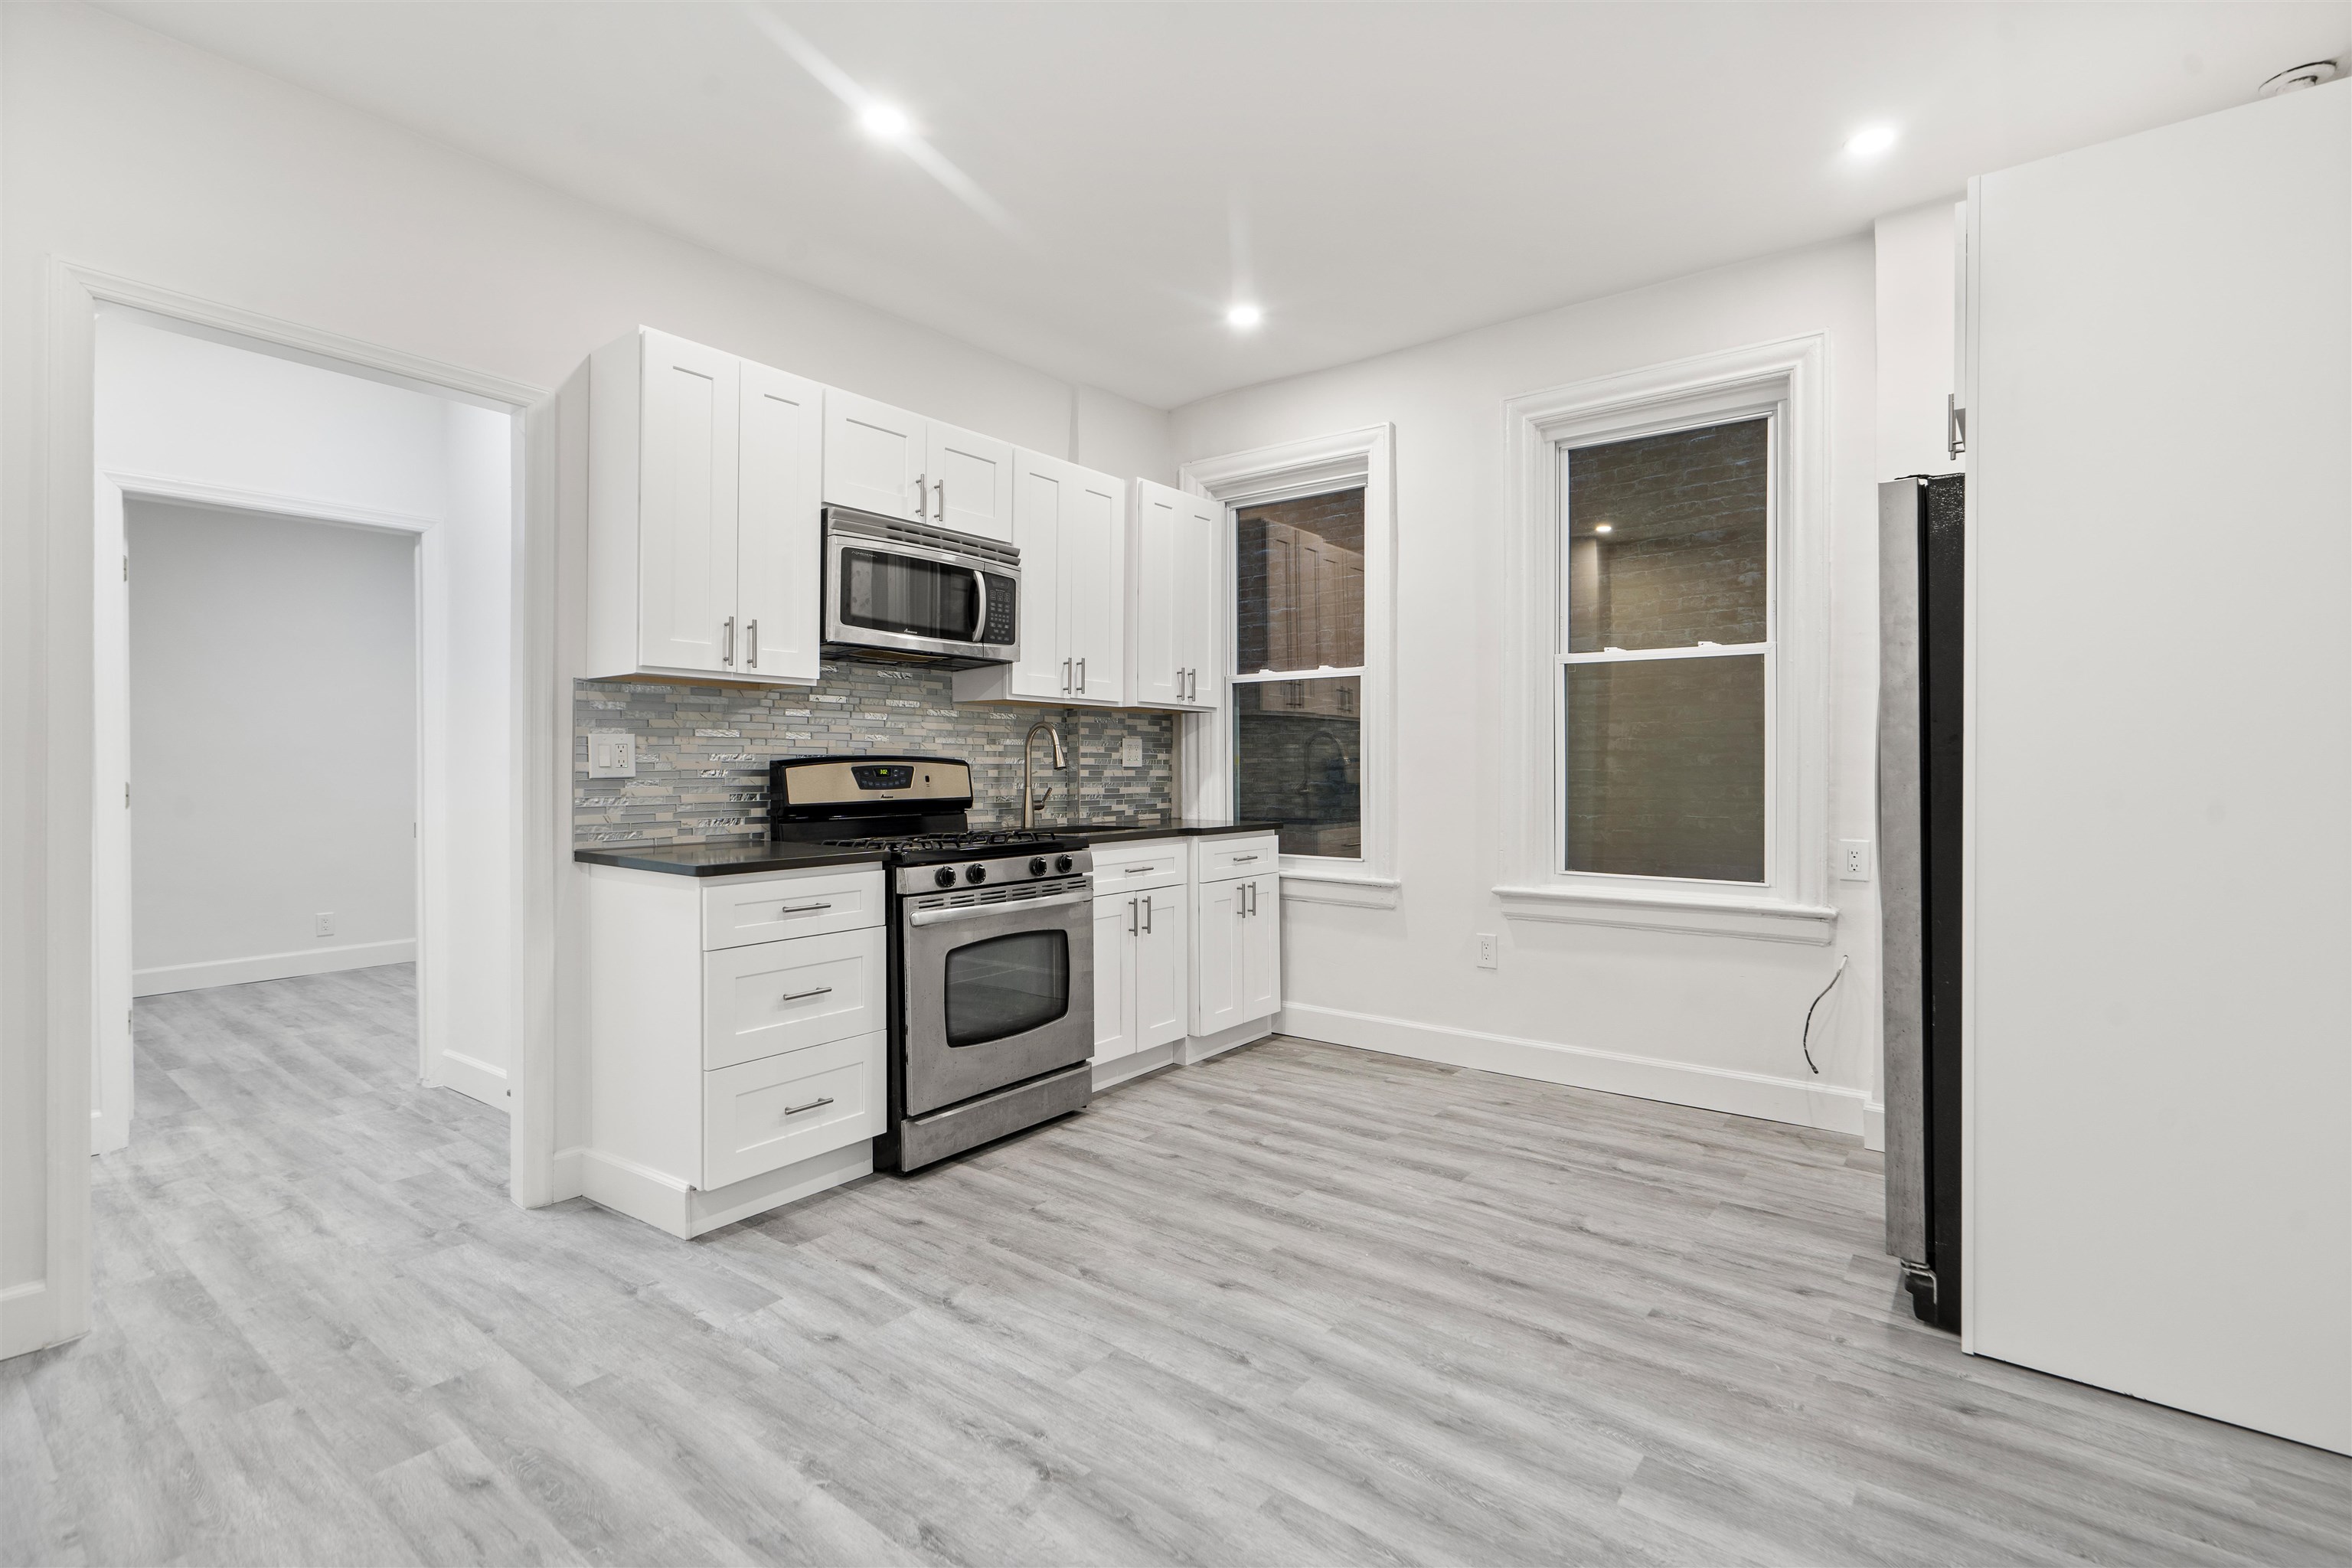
[1091,897,1136,1064]
[1967,83,2350,1454]
[1008,452,1069,699]
[823,387,925,521]
[636,331,739,673]
[929,420,1014,542]
[1062,468,1124,703]
[737,361,823,683]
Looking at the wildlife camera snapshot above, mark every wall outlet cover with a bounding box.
[589,730,637,779]
[1120,735,1144,768]
[1476,932,1499,969]
[1838,839,1873,881]
[314,911,335,938]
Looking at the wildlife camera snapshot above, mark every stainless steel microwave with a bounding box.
[822,508,1020,668]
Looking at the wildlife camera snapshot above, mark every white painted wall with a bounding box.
[1171,240,1884,1132]
[127,501,419,991]
[2,2,1174,1347]
[1965,82,2349,1453]
[1873,201,1963,482]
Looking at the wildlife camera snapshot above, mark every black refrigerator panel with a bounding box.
[1877,473,1964,1332]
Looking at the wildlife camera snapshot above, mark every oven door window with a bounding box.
[944,930,1070,1047]
[840,548,979,642]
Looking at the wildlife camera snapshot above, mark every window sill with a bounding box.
[1280,867,1402,910]
[1493,884,1836,944]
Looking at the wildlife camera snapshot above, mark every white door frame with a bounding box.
[8,258,554,1361]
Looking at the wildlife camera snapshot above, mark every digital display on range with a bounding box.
[852,765,916,791]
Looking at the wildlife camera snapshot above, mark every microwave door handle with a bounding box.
[971,569,990,644]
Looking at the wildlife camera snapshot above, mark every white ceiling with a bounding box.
[103,2,2349,408]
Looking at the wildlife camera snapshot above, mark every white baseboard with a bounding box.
[132,939,416,997]
[578,1142,870,1239]
[0,1280,57,1362]
[546,1144,586,1205]
[1864,1099,1887,1152]
[1276,1001,1869,1136]
[1181,1017,1275,1065]
[1094,1040,1178,1092]
[436,1048,509,1113]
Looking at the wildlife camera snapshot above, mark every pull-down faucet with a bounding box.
[1021,721,1068,829]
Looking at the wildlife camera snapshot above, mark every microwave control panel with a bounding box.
[982,572,1018,645]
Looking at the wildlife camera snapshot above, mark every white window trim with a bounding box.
[1496,336,1835,943]
[1181,425,1400,910]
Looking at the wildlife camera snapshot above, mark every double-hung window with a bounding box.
[1560,418,1770,883]
[1232,486,1366,861]
[1499,337,1831,942]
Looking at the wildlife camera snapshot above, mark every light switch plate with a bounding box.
[1838,839,1873,881]
[588,730,637,779]
[1120,735,1143,768]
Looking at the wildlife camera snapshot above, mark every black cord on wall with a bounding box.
[1802,956,1848,1075]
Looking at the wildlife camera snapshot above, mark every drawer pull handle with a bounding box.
[1230,854,1259,863]
[1123,864,1152,875]
[777,901,832,914]
[779,985,834,1004]
[782,1096,835,1118]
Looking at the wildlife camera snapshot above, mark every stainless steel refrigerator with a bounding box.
[1879,473,1963,1332]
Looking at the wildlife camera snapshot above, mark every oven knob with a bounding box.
[933,867,957,888]
[1029,857,1048,877]
[1055,854,1074,874]
[965,863,988,884]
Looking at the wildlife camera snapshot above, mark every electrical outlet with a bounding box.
[314,912,335,939]
[588,730,637,779]
[1838,839,1873,881]
[1120,735,1143,768]
[1476,933,1499,969]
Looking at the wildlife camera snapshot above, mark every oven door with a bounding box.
[900,887,1094,1118]
[825,530,1018,663]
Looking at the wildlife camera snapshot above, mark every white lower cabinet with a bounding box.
[1093,882,1189,1070]
[581,861,887,1237]
[1194,865,1280,1037]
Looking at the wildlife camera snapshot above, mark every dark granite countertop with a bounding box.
[572,841,886,877]
[1066,820,1285,844]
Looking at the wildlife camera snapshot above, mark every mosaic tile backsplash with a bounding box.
[575,662,1177,846]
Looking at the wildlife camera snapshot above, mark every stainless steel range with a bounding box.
[768,756,1093,1171]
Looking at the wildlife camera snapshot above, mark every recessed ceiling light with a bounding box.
[1846,125,1899,158]
[1594,523,1613,534]
[1226,303,1263,330]
[860,103,911,139]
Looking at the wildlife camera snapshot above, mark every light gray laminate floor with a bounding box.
[5,965,2345,1566]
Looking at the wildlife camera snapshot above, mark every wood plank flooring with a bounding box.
[5,963,2344,1566]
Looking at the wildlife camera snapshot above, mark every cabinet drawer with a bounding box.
[1197,835,1279,883]
[1093,838,1184,892]
[702,867,882,949]
[703,1033,880,1191]
[702,928,884,1070]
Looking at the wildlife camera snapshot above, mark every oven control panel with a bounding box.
[898,848,1093,899]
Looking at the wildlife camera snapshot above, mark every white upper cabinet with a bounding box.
[822,388,926,521]
[954,449,1125,707]
[928,420,1015,543]
[588,328,819,684]
[823,393,1014,544]
[735,361,824,682]
[1132,479,1221,710]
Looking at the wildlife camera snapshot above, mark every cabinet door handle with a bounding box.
[777,900,832,914]
[779,985,834,1004]
[782,1096,835,1118]
[1076,657,1086,693]
[913,472,926,517]
[1063,658,1072,694]
[722,616,736,667]
[1128,897,1138,936]
[1142,894,1154,935]
[933,478,946,522]
[745,619,759,669]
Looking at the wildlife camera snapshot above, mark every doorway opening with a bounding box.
[93,305,521,1165]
